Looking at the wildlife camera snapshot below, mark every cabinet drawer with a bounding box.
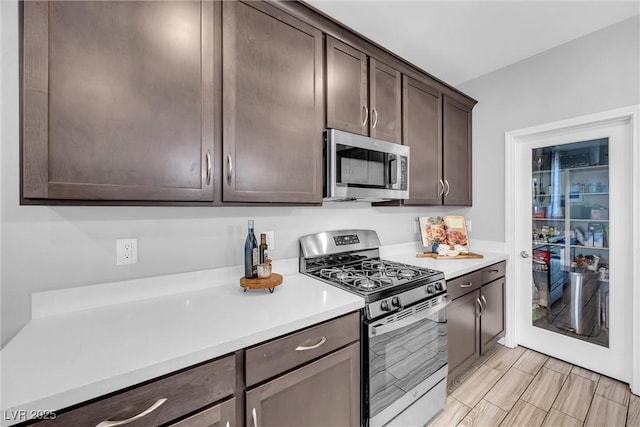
[168,397,236,427]
[34,355,235,426]
[447,270,482,300]
[245,311,360,387]
[481,261,506,283]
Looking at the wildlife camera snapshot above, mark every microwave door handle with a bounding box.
[389,156,397,187]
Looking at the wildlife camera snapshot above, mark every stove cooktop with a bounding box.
[309,258,442,295]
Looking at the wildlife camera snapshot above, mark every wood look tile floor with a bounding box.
[429,345,640,427]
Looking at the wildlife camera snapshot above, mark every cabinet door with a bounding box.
[22,1,216,202]
[246,343,360,427]
[369,58,402,144]
[222,1,323,203]
[443,96,473,206]
[402,76,443,205]
[168,397,235,427]
[447,290,480,380]
[326,36,368,136]
[480,278,506,354]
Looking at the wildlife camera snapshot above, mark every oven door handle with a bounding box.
[369,299,450,337]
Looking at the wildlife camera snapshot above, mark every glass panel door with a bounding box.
[531,138,609,347]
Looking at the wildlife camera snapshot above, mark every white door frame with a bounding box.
[504,105,640,394]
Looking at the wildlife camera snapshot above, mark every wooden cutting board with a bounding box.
[240,273,283,293]
[417,252,484,260]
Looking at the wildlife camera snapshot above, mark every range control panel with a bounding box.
[333,234,360,246]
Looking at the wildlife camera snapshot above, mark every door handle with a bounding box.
[520,251,531,258]
[205,151,212,185]
[372,107,378,129]
[226,154,233,186]
[475,298,482,317]
[444,179,450,196]
[362,105,369,128]
[438,179,445,197]
[481,295,488,313]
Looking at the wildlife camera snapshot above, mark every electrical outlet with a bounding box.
[263,231,275,250]
[466,220,473,233]
[116,238,138,265]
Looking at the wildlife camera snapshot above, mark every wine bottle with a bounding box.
[259,233,269,264]
[244,220,258,278]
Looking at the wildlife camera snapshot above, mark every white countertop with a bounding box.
[0,261,363,426]
[0,242,507,426]
[381,241,508,280]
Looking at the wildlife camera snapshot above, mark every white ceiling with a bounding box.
[304,1,640,86]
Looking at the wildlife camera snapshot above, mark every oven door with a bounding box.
[364,295,449,427]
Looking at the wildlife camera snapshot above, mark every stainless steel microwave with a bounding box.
[323,129,410,202]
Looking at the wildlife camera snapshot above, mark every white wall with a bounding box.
[460,14,640,242]
[0,1,468,347]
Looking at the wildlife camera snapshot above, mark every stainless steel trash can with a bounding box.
[563,270,600,335]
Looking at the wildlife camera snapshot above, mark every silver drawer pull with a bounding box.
[460,282,473,288]
[295,336,327,351]
[488,269,500,274]
[252,407,258,427]
[226,422,230,427]
[96,398,167,427]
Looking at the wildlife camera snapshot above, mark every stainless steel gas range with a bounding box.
[299,229,449,427]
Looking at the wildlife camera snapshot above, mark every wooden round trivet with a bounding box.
[240,273,283,293]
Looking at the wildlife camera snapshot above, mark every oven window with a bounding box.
[336,144,386,188]
[368,310,447,418]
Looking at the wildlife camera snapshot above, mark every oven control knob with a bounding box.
[426,284,435,294]
[380,300,390,312]
[434,282,444,291]
[391,297,401,308]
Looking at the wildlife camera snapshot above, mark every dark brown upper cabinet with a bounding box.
[221,1,323,204]
[399,76,473,206]
[326,36,401,144]
[402,76,443,205]
[443,95,473,206]
[21,1,216,202]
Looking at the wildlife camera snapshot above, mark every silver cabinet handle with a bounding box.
[372,107,378,129]
[438,179,445,197]
[225,422,230,427]
[488,269,500,274]
[205,151,212,185]
[460,282,473,288]
[520,251,531,258]
[481,295,488,313]
[362,105,369,127]
[251,407,258,427]
[295,336,326,351]
[226,154,233,185]
[444,179,450,196]
[475,298,482,317]
[96,398,167,427]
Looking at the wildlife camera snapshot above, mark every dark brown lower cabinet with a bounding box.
[447,262,506,382]
[29,355,236,426]
[169,397,236,427]
[481,277,506,351]
[245,343,360,427]
[447,290,481,381]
